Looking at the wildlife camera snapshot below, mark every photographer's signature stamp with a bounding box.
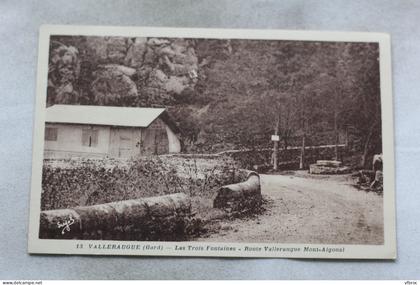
[57,216,75,235]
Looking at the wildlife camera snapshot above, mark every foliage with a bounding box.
[47,36,382,164]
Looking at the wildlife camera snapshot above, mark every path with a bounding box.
[199,172,384,244]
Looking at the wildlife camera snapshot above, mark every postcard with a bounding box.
[28,25,396,258]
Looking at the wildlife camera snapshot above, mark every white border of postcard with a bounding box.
[28,25,396,259]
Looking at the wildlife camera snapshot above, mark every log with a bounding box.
[39,208,81,239]
[39,193,191,240]
[142,193,191,217]
[213,171,262,214]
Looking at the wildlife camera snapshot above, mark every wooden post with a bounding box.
[334,119,339,161]
[299,134,306,169]
[299,94,306,170]
[273,113,280,171]
[345,125,349,149]
[334,88,340,161]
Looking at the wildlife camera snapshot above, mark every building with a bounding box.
[44,104,181,159]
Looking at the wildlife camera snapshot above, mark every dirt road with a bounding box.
[199,172,384,244]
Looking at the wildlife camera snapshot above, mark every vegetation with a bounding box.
[41,156,244,211]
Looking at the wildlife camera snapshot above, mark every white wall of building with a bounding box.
[44,123,111,158]
[44,121,181,158]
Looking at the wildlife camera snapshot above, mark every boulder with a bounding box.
[164,76,190,94]
[91,65,138,105]
[148,38,171,46]
[86,36,130,64]
[124,37,148,67]
[101,64,136,77]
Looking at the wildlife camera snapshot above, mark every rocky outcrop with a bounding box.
[39,193,193,241]
[91,64,138,105]
[125,38,148,67]
[138,37,199,102]
[48,36,200,106]
[84,36,198,104]
[85,36,132,65]
[213,171,262,216]
[47,42,80,105]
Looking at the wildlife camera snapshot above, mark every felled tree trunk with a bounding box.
[39,193,192,241]
[213,172,261,216]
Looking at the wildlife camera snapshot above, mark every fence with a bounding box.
[166,144,347,171]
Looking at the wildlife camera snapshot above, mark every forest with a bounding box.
[47,35,382,168]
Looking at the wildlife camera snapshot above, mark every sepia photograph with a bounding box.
[28,26,395,258]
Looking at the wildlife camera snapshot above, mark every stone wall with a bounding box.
[39,193,194,241]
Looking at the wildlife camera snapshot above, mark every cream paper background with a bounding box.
[1,0,419,279]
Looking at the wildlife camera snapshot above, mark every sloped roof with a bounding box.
[45,104,166,128]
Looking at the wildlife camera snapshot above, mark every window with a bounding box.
[82,129,98,147]
[45,127,58,141]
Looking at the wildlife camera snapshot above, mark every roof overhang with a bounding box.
[45,104,166,128]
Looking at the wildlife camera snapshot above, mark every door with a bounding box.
[118,129,134,158]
